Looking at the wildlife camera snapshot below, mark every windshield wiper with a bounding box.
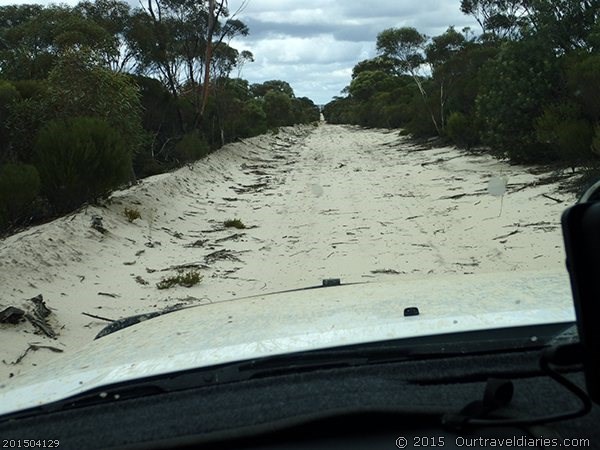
[95,278,366,338]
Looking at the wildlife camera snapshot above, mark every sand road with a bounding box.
[0,123,575,380]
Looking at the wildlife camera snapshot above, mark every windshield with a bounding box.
[0,0,597,395]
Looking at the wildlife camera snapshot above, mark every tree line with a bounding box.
[324,0,600,174]
[0,0,320,232]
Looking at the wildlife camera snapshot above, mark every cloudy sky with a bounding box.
[1,0,479,104]
[228,0,479,104]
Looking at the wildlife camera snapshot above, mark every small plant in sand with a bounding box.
[224,218,246,229]
[124,207,141,223]
[156,269,202,289]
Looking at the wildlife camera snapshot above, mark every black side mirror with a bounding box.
[562,180,600,404]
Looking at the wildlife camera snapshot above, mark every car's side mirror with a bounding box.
[562,180,600,404]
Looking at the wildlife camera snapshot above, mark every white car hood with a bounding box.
[0,270,576,417]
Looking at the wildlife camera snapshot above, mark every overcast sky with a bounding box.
[0,0,479,104]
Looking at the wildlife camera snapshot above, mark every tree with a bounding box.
[263,90,293,128]
[251,80,295,98]
[460,0,532,40]
[0,80,21,161]
[75,0,135,72]
[528,0,600,53]
[476,37,559,161]
[348,70,399,101]
[45,50,145,160]
[129,0,249,131]
[0,4,116,80]
[352,56,397,78]
[376,27,440,134]
[425,27,467,130]
[565,54,600,123]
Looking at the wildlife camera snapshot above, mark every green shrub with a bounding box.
[0,80,22,160]
[0,80,21,105]
[46,51,145,156]
[174,131,210,163]
[224,218,246,229]
[446,112,480,149]
[536,103,594,167]
[238,99,268,138]
[156,269,202,289]
[0,163,41,228]
[11,79,48,100]
[124,207,141,223]
[34,117,132,212]
[5,97,50,163]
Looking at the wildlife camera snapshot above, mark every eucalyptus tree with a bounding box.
[425,27,467,130]
[460,0,532,40]
[75,0,135,72]
[0,4,115,79]
[128,0,248,131]
[376,27,440,134]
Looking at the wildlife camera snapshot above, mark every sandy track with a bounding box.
[0,123,575,380]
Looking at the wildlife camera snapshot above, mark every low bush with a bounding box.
[0,80,22,160]
[124,207,141,223]
[0,163,41,229]
[446,112,480,150]
[156,269,202,289]
[34,117,132,212]
[174,131,210,163]
[224,218,246,229]
[536,103,594,168]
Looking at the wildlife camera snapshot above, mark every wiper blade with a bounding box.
[94,305,185,339]
[95,278,367,339]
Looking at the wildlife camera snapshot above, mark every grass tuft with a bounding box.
[224,218,246,229]
[156,269,202,289]
[124,207,141,223]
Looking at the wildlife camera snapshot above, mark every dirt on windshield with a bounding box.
[0,123,576,380]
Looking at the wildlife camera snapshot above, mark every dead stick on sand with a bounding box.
[493,230,520,240]
[13,344,64,364]
[82,312,115,322]
[24,313,56,338]
[542,193,564,203]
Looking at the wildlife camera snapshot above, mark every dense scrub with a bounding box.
[0,1,320,234]
[324,1,600,175]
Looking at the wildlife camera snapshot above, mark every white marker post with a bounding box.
[487,176,508,217]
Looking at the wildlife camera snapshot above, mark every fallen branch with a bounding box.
[371,269,404,275]
[0,306,25,324]
[98,292,120,298]
[25,313,56,338]
[215,233,246,243]
[493,230,520,240]
[82,312,115,322]
[440,191,487,200]
[161,227,184,239]
[205,249,244,263]
[184,239,209,248]
[13,344,64,364]
[542,193,564,203]
[161,262,210,272]
[29,294,51,318]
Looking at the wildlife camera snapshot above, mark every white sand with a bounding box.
[0,123,577,381]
